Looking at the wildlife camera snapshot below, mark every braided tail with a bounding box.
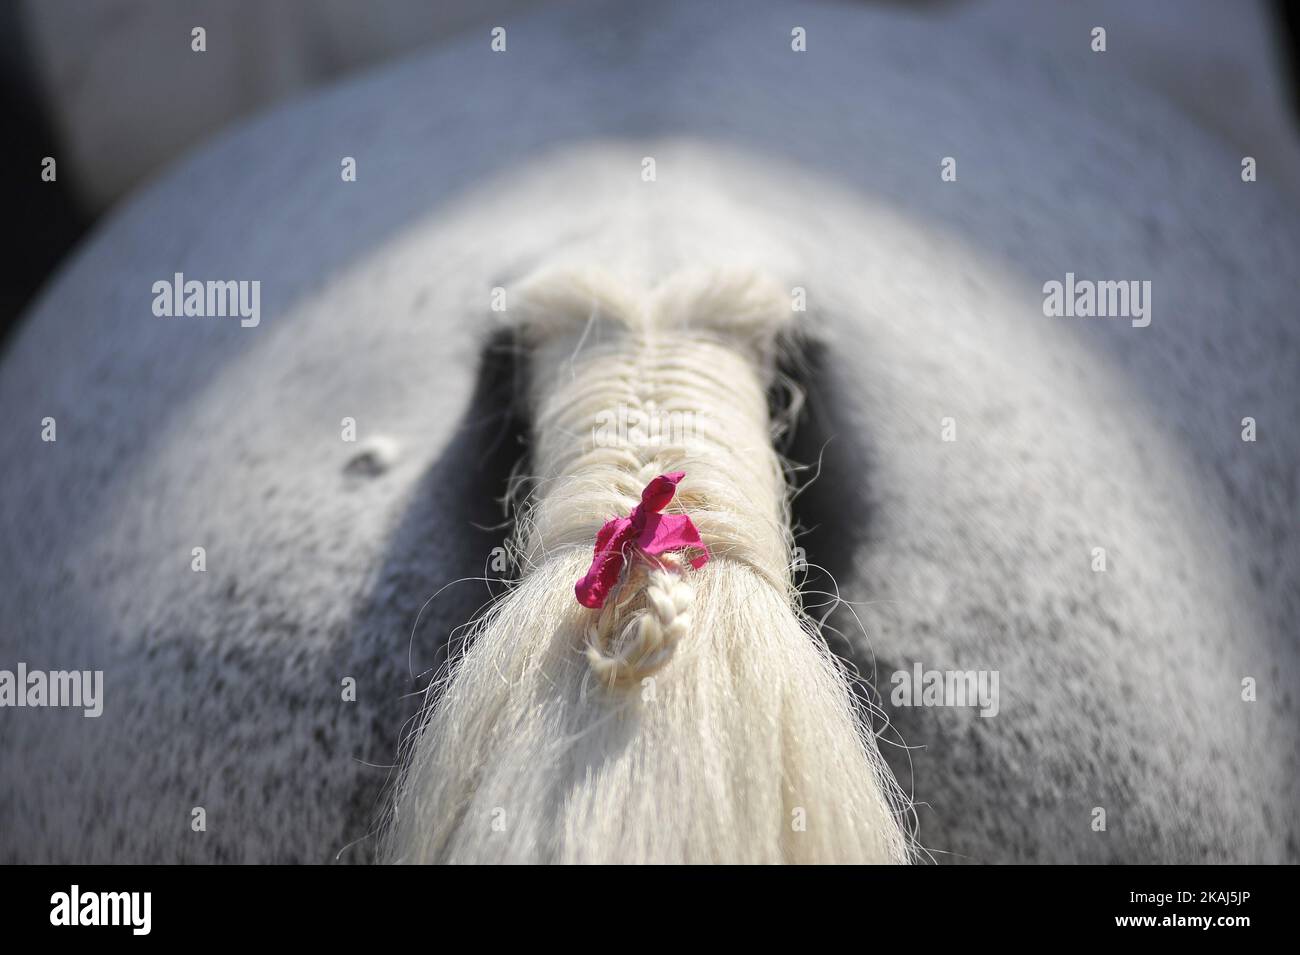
[384,267,910,864]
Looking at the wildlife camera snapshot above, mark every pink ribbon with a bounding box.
[575,471,711,609]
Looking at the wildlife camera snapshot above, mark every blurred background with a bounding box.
[2,0,1299,345]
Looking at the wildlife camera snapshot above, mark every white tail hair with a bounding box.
[383,267,910,863]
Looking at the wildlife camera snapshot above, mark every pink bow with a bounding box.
[575,471,711,609]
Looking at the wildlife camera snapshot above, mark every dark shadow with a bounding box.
[775,332,926,850]
[775,334,876,616]
[775,332,885,675]
[1274,0,1300,124]
[0,3,90,351]
[335,329,528,860]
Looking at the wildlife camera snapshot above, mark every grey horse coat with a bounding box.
[1,0,1296,862]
